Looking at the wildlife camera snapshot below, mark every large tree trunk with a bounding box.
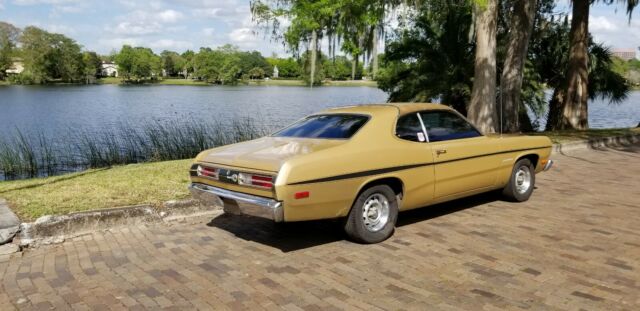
[310,29,318,88]
[548,0,590,130]
[371,29,379,80]
[500,0,537,133]
[468,0,499,134]
[351,54,357,81]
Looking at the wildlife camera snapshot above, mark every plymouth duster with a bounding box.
[189,103,553,243]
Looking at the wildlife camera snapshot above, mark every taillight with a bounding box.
[238,173,274,190]
[196,165,219,180]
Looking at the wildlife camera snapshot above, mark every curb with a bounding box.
[16,199,222,248]
[551,133,640,154]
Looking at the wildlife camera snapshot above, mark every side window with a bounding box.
[395,113,426,142]
[420,111,481,142]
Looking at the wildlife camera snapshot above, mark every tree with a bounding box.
[498,0,537,133]
[82,51,101,83]
[0,22,20,79]
[160,50,185,77]
[251,0,341,86]
[548,0,638,130]
[115,45,161,81]
[248,67,266,79]
[377,1,474,114]
[19,26,83,83]
[467,0,499,134]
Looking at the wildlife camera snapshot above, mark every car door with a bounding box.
[419,110,501,199]
[394,112,435,208]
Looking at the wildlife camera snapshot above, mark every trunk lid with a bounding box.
[198,136,346,172]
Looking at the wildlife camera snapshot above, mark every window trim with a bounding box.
[418,109,483,142]
[271,113,372,140]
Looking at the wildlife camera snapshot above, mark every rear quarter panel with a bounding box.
[276,109,435,222]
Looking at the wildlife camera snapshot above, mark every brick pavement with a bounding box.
[1,143,639,310]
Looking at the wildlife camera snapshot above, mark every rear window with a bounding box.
[273,114,369,139]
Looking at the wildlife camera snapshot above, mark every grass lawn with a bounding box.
[1,127,638,220]
[0,159,192,221]
[158,78,209,85]
[97,77,122,84]
[532,127,640,143]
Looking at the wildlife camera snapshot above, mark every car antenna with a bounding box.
[499,87,503,137]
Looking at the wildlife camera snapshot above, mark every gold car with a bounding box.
[189,103,553,243]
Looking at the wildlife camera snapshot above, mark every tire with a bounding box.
[502,158,536,202]
[344,185,399,244]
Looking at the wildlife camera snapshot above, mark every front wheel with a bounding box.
[344,185,398,244]
[502,158,536,202]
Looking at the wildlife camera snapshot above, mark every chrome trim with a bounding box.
[543,159,554,171]
[189,183,284,222]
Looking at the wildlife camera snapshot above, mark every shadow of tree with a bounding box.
[0,168,109,194]
[207,190,503,252]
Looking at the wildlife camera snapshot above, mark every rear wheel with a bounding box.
[344,185,398,244]
[503,158,535,202]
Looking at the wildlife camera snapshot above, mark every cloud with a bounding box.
[157,9,184,23]
[590,15,618,32]
[148,39,193,50]
[108,9,184,36]
[202,27,215,36]
[13,0,80,4]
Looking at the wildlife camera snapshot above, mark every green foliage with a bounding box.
[267,57,301,78]
[0,22,20,79]
[529,16,629,103]
[82,51,101,78]
[19,26,84,83]
[323,55,358,80]
[115,45,161,81]
[191,45,271,84]
[160,50,185,77]
[377,1,475,114]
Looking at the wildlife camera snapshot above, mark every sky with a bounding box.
[0,0,639,56]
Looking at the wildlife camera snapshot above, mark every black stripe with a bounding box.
[287,145,551,185]
[435,146,551,165]
[288,163,431,185]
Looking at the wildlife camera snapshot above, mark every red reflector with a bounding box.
[295,191,310,199]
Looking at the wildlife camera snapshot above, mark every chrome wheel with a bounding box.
[515,166,532,194]
[362,193,390,232]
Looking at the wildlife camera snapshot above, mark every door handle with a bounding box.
[436,149,447,155]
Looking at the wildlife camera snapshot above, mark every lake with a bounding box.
[1,85,638,138]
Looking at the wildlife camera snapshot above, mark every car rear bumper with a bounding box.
[189,183,284,222]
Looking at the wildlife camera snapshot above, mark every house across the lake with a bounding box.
[612,48,638,61]
[6,58,24,75]
[101,61,118,77]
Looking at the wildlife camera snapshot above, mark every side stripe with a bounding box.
[287,145,551,185]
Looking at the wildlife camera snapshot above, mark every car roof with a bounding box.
[321,103,454,116]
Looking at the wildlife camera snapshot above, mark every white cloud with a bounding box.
[148,39,193,50]
[590,15,618,32]
[44,23,76,34]
[111,21,162,35]
[13,0,80,4]
[98,37,139,50]
[157,9,184,23]
[229,28,254,43]
[202,27,215,36]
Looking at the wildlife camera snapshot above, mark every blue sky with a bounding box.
[0,0,638,56]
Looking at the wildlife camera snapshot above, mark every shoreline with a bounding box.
[1,78,379,87]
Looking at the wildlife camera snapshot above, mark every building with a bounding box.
[6,58,24,75]
[101,61,118,77]
[612,48,638,61]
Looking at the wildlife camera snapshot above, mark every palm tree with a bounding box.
[468,0,499,133]
[549,0,638,130]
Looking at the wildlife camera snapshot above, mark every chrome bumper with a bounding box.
[189,183,284,222]
[543,159,554,171]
